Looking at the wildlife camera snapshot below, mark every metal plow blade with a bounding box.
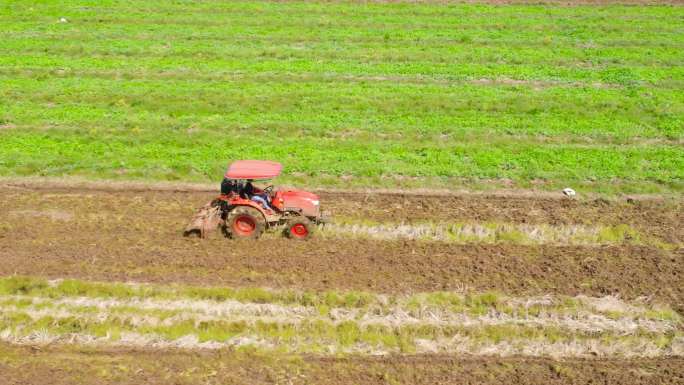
[183,200,224,238]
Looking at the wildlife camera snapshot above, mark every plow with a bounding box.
[184,160,326,240]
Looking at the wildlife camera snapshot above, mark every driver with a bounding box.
[220,178,238,196]
[244,179,273,211]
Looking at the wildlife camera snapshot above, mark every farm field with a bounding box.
[0,181,682,383]
[1,0,684,384]
[2,346,682,385]
[0,0,683,193]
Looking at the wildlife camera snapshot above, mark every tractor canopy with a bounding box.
[224,160,282,180]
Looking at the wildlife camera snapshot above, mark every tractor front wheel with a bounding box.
[226,206,265,239]
[284,217,314,240]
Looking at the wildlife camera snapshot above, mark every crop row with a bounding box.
[0,276,680,356]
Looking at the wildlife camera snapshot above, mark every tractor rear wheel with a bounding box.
[284,217,314,240]
[226,206,265,239]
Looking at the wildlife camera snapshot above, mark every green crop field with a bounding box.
[0,1,682,193]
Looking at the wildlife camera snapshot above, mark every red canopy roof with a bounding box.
[224,160,283,180]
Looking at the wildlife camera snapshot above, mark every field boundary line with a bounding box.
[0,177,676,201]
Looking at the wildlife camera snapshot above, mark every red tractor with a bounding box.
[184,160,325,240]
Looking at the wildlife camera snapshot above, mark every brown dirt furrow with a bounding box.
[322,192,683,243]
[0,188,681,309]
[1,238,680,309]
[1,187,682,240]
[1,344,683,385]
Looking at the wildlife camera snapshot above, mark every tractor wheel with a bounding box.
[225,206,265,240]
[284,217,314,240]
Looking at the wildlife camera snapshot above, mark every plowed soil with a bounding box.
[1,185,683,384]
[2,344,683,385]
[322,191,683,243]
[0,186,681,309]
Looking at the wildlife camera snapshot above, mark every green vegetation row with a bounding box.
[2,308,677,355]
[1,276,679,355]
[323,219,679,249]
[0,1,683,192]
[1,276,679,321]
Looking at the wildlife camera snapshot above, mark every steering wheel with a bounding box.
[263,185,274,195]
